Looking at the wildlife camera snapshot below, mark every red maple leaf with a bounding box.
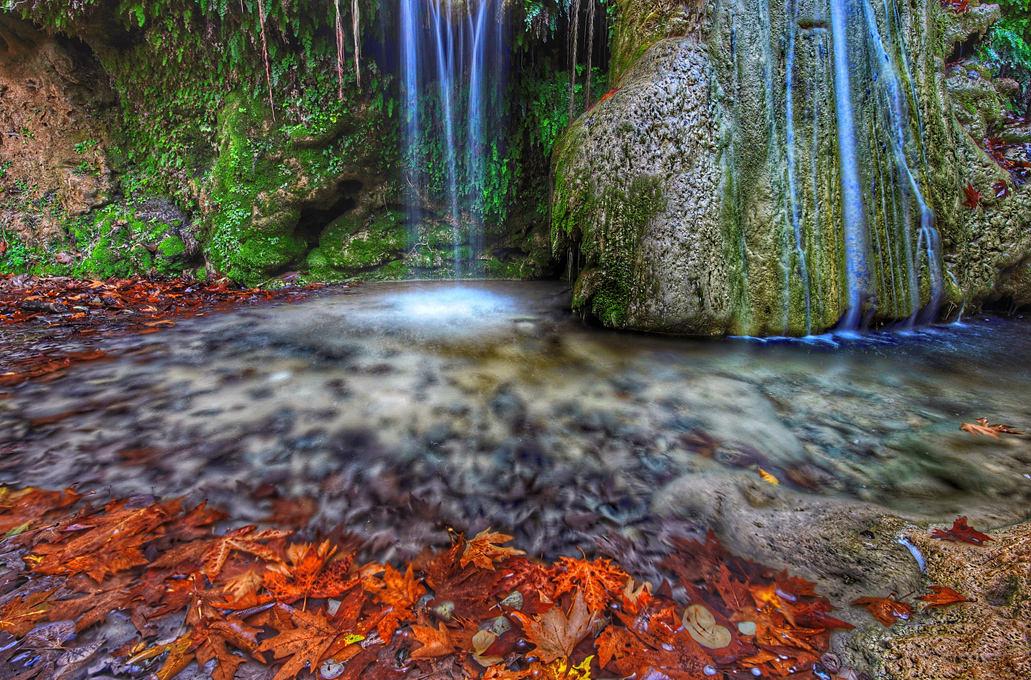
[932,517,993,546]
[962,182,982,210]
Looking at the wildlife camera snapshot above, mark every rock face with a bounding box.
[0,16,118,242]
[0,3,557,286]
[552,0,1031,335]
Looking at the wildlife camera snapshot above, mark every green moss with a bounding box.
[554,172,665,328]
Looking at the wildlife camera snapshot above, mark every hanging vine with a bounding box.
[256,0,274,120]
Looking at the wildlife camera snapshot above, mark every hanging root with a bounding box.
[335,0,346,100]
[352,0,361,91]
[256,0,275,121]
[568,0,581,127]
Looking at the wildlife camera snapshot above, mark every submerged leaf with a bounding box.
[852,594,913,626]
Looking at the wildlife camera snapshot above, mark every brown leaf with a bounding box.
[918,585,972,611]
[513,589,595,664]
[201,526,291,580]
[852,594,913,626]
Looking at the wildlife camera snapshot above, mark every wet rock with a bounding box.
[489,387,526,426]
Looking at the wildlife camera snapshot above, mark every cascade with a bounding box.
[398,0,506,279]
[819,0,944,331]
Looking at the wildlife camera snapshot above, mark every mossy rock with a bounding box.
[312,210,407,275]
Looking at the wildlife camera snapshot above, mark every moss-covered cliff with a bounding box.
[553,0,1031,335]
[0,0,600,285]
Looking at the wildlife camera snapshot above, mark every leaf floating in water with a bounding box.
[932,516,994,546]
[852,594,913,626]
[757,468,779,485]
[959,417,1024,439]
[918,585,972,611]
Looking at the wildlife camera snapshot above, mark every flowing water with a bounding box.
[2,283,1029,571]
[778,0,944,332]
[398,0,505,277]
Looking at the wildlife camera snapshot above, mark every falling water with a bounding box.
[829,0,872,330]
[398,0,506,278]
[779,0,944,332]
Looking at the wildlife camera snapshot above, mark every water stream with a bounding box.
[2,283,1029,564]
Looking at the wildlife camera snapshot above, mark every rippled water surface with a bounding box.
[2,281,1030,565]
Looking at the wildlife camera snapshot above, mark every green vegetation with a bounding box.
[980,0,1031,111]
[0,0,616,283]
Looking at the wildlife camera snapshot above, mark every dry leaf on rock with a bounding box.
[918,585,972,611]
[932,517,993,546]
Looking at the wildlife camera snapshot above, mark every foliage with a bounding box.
[0,488,862,680]
[0,275,322,387]
[979,0,1031,107]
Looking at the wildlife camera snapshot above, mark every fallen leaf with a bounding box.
[932,516,993,546]
[852,594,913,626]
[552,556,627,613]
[962,182,982,210]
[410,622,455,659]
[202,526,291,580]
[960,417,1023,439]
[257,607,341,680]
[513,589,595,664]
[461,529,525,570]
[757,468,779,485]
[918,585,972,611]
[682,603,733,649]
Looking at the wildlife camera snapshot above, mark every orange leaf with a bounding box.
[410,622,455,659]
[257,607,341,680]
[960,417,1023,439]
[852,594,913,626]
[553,556,627,613]
[918,585,972,611]
[461,529,525,570]
[595,625,639,669]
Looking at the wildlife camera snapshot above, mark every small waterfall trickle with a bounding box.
[829,0,872,330]
[398,0,506,279]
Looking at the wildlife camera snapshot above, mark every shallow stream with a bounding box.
[1,281,1029,575]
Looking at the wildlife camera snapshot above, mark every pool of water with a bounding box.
[1,281,1029,569]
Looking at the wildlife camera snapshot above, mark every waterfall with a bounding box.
[781,0,944,332]
[829,0,873,330]
[398,0,506,279]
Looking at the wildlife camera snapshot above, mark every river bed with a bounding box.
[1,281,1029,575]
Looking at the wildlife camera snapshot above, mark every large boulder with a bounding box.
[553,0,1031,335]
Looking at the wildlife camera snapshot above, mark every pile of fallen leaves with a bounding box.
[0,275,327,391]
[0,486,865,680]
